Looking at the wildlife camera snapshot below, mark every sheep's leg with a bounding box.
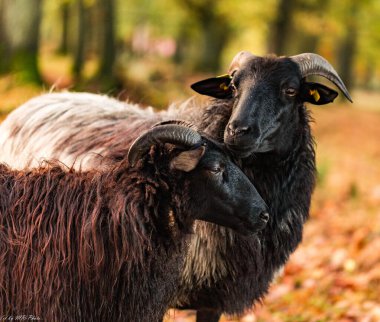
[196,309,221,322]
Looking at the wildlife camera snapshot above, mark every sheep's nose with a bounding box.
[227,121,251,137]
[259,212,269,223]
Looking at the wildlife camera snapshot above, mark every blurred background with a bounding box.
[0,0,379,321]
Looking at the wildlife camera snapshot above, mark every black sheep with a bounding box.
[0,124,268,322]
[180,52,352,321]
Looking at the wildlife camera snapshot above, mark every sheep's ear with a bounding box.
[191,75,233,99]
[301,82,338,105]
[170,146,206,172]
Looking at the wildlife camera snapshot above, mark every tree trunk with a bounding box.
[2,0,42,83]
[178,0,232,73]
[72,0,86,80]
[197,15,231,73]
[96,0,116,83]
[337,0,358,92]
[294,32,318,54]
[362,59,375,90]
[173,23,189,66]
[58,1,70,55]
[267,0,297,55]
[0,0,9,74]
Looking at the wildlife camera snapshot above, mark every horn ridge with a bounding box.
[128,125,202,167]
[291,53,353,102]
[228,51,255,73]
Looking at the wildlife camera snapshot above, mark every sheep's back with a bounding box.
[0,92,161,169]
[0,92,204,170]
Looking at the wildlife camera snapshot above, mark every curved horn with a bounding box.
[290,53,353,102]
[128,125,202,167]
[152,120,198,131]
[228,51,255,74]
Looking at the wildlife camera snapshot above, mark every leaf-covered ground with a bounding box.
[165,100,380,321]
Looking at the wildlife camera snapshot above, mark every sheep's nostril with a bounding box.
[259,212,269,223]
[235,126,250,135]
[227,122,250,137]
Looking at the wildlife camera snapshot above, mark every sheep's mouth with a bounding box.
[235,224,264,236]
[234,216,268,236]
[224,143,252,158]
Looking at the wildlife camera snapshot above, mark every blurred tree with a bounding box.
[291,0,330,54]
[72,0,86,80]
[58,0,71,55]
[96,0,116,84]
[178,0,232,72]
[0,0,9,74]
[1,0,42,83]
[267,0,297,55]
[173,22,192,66]
[337,0,359,91]
[357,0,380,89]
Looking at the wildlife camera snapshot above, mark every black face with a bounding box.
[191,56,338,157]
[186,142,269,235]
[224,57,303,157]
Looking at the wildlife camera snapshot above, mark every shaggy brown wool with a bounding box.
[0,147,191,322]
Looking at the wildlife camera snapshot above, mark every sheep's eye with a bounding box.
[207,166,222,174]
[284,88,297,97]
